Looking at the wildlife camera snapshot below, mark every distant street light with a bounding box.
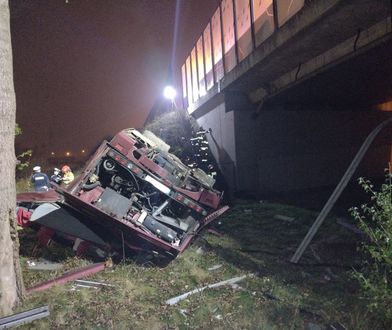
[163,85,177,111]
[163,85,177,101]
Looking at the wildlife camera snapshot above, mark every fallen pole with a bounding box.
[0,306,49,329]
[74,279,114,287]
[27,260,111,294]
[291,116,392,263]
[70,279,115,291]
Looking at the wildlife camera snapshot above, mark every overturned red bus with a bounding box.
[17,129,228,262]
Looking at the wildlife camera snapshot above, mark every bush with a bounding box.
[15,123,32,171]
[350,170,392,321]
[144,110,195,160]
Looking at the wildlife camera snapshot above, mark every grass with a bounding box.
[11,199,391,329]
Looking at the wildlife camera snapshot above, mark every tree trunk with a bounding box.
[0,0,25,316]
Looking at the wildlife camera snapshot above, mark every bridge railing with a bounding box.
[181,0,305,111]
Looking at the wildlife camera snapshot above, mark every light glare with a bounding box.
[163,86,177,100]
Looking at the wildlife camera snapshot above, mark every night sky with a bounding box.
[10,0,219,159]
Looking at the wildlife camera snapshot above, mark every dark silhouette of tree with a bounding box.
[0,0,25,316]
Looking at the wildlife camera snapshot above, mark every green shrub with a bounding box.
[15,123,32,171]
[144,109,196,160]
[350,170,392,321]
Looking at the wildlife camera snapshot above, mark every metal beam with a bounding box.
[27,261,109,294]
[0,306,49,329]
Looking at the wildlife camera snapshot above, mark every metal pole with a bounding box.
[0,306,49,329]
[27,261,108,294]
[232,0,239,65]
[201,32,207,94]
[291,116,392,263]
[272,0,279,30]
[219,2,226,75]
[249,0,256,50]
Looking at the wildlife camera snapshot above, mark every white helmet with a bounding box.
[33,166,41,173]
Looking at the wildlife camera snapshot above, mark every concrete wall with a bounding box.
[253,109,391,194]
[234,110,260,193]
[193,93,391,197]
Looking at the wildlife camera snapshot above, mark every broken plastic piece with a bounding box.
[273,214,295,222]
[165,274,250,305]
[207,264,223,271]
[26,259,63,271]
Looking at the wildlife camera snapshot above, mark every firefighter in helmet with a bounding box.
[31,166,50,192]
[61,165,74,185]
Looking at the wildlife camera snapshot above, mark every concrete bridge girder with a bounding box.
[251,16,392,107]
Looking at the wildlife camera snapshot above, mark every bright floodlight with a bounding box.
[163,85,177,100]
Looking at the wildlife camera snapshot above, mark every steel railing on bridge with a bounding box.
[181,0,305,111]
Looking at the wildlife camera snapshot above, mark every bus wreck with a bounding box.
[17,129,228,262]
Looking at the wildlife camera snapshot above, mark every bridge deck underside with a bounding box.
[265,38,392,109]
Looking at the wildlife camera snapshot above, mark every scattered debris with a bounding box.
[325,267,339,280]
[310,244,340,281]
[230,283,243,290]
[261,291,279,301]
[307,322,325,330]
[0,306,49,329]
[273,214,295,222]
[207,264,223,271]
[336,218,364,235]
[310,244,322,263]
[179,309,188,318]
[165,274,251,305]
[75,279,114,287]
[69,286,97,291]
[214,314,223,320]
[196,247,207,255]
[329,322,348,330]
[26,259,63,271]
[27,260,111,294]
[70,279,115,291]
[239,248,278,256]
[207,228,224,237]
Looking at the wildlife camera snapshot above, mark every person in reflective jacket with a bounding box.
[31,166,50,192]
[61,165,74,185]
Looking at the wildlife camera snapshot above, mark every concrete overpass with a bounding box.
[180,0,392,197]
